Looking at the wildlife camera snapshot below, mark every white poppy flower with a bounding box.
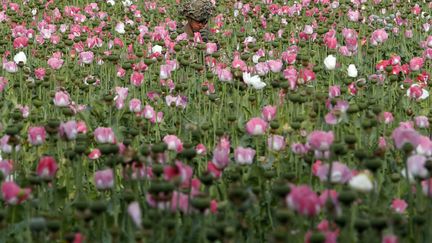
[243,72,266,90]
[324,55,336,70]
[347,64,358,77]
[349,173,373,192]
[13,52,27,65]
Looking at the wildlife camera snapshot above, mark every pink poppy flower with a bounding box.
[234,147,256,165]
[34,68,46,80]
[88,149,101,160]
[382,234,398,243]
[379,112,394,124]
[53,91,70,107]
[245,117,268,135]
[164,161,193,187]
[37,156,58,179]
[13,36,28,49]
[261,105,277,121]
[409,57,424,71]
[286,185,321,217]
[163,135,184,153]
[307,131,334,151]
[94,169,114,190]
[130,71,144,86]
[212,136,231,169]
[391,199,407,213]
[28,126,46,145]
[267,135,286,151]
[1,181,31,205]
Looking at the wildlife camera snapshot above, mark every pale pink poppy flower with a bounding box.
[47,56,64,69]
[347,9,360,21]
[37,156,58,179]
[307,131,334,151]
[115,87,129,109]
[53,91,70,107]
[424,48,432,60]
[79,51,94,64]
[127,202,142,228]
[328,85,340,98]
[149,111,164,124]
[421,179,432,197]
[370,29,388,45]
[415,116,429,128]
[391,125,421,149]
[0,160,13,178]
[163,135,184,153]
[245,117,268,135]
[315,161,352,184]
[59,120,78,140]
[0,77,7,92]
[216,67,233,82]
[3,61,18,73]
[291,143,309,155]
[234,147,256,165]
[129,98,142,113]
[94,127,116,144]
[403,154,429,180]
[267,135,286,151]
[286,185,321,217]
[94,169,114,190]
[283,66,298,90]
[267,60,283,73]
[409,57,424,71]
[28,127,46,145]
[206,43,218,55]
[255,62,270,76]
[303,25,314,35]
[378,137,387,150]
[391,199,407,213]
[261,105,277,121]
[212,136,231,169]
[1,181,31,205]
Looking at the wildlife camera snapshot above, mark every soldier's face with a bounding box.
[188,18,207,32]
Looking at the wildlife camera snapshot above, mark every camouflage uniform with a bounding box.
[178,0,215,42]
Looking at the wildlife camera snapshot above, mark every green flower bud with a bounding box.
[29,217,46,232]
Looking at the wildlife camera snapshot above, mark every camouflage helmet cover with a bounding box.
[178,0,215,23]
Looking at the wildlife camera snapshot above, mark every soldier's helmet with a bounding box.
[178,0,216,23]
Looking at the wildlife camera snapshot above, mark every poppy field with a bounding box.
[0,0,432,242]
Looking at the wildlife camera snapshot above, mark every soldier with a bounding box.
[178,0,215,42]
